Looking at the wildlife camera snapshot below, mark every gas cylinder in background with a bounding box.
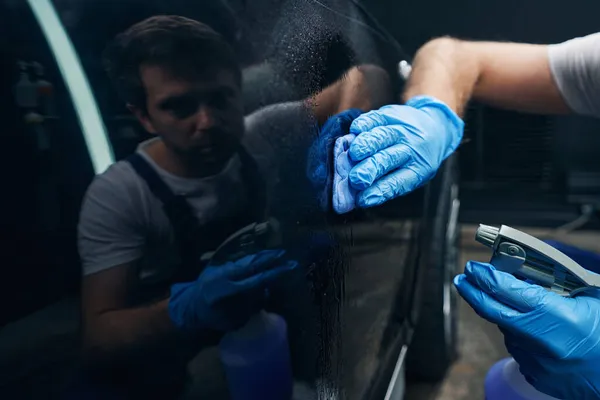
[485,358,560,400]
[219,311,293,400]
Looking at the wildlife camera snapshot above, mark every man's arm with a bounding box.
[402,37,572,117]
[341,33,600,210]
[309,64,393,124]
[78,170,205,369]
[81,262,183,365]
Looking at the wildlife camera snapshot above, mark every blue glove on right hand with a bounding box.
[169,250,298,332]
[347,96,464,208]
[455,261,600,400]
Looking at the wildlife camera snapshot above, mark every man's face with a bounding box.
[134,64,244,172]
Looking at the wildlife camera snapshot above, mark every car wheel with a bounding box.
[406,155,460,382]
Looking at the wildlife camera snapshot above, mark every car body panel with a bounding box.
[0,1,447,398]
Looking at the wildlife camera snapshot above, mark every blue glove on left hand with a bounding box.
[348,96,464,208]
[169,250,298,333]
[455,261,600,400]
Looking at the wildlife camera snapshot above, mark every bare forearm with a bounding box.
[84,298,173,353]
[309,64,393,124]
[402,37,479,117]
[337,65,392,112]
[402,37,570,116]
[83,299,214,367]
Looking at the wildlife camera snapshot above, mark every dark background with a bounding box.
[364,0,600,228]
[1,1,598,398]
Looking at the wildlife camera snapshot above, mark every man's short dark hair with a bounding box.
[103,15,241,111]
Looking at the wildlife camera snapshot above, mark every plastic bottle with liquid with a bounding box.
[14,61,38,109]
[219,311,293,400]
[485,358,560,400]
[32,62,55,116]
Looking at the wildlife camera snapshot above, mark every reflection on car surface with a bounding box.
[0,1,460,399]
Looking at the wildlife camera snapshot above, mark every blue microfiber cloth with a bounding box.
[306,109,363,213]
[332,133,358,214]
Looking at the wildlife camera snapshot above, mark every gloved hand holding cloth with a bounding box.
[309,96,463,214]
[345,96,464,209]
[455,261,600,400]
[168,249,298,333]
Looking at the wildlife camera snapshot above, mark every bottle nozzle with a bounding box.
[476,224,500,248]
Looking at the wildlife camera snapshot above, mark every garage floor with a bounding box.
[405,225,600,400]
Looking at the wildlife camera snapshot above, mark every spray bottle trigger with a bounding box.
[490,242,526,275]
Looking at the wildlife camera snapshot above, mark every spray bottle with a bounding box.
[485,358,560,400]
[475,224,600,400]
[14,61,38,109]
[219,311,293,400]
[205,221,294,399]
[32,62,55,116]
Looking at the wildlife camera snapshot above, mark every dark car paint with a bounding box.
[0,0,451,398]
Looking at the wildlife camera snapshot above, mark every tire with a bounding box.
[406,155,461,382]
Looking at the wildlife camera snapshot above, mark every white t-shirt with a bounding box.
[78,101,311,286]
[548,32,600,118]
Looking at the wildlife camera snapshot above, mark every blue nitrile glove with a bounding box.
[348,96,464,208]
[168,249,298,332]
[454,261,600,400]
[306,108,363,212]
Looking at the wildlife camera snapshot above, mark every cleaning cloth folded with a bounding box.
[306,108,362,213]
[332,133,358,214]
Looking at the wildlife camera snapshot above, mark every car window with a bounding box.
[1,1,427,399]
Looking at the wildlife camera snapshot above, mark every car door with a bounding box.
[222,3,424,397]
[1,1,430,399]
